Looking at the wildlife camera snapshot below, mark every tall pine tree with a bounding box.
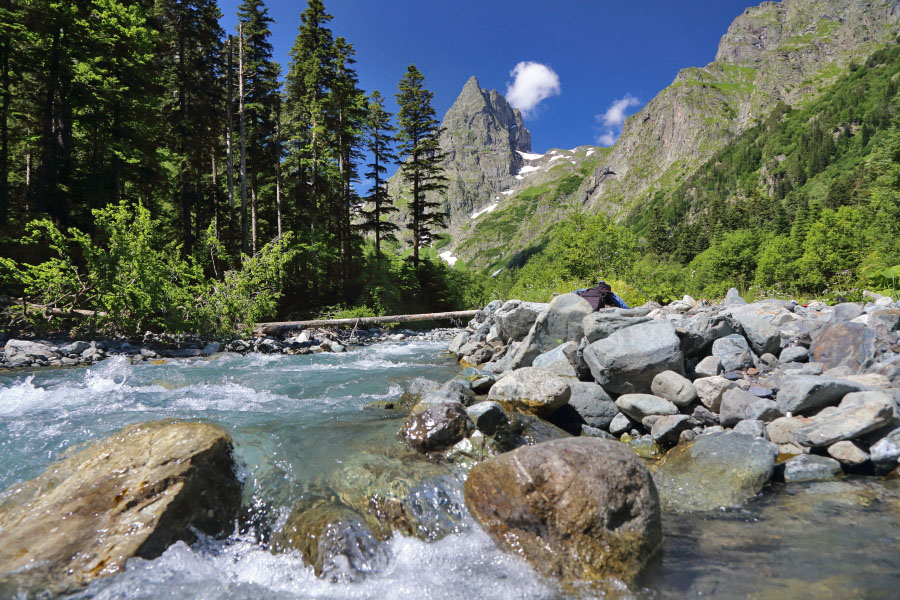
[360,90,398,258]
[395,64,446,270]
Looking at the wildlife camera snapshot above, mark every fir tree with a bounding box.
[360,90,398,258]
[395,64,447,269]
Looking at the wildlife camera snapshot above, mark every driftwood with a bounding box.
[0,296,107,319]
[254,310,478,337]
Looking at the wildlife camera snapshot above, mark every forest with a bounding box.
[1,0,899,337]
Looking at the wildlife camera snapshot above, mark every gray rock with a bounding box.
[694,376,737,412]
[766,416,808,445]
[760,352,778,367]
[722,288,747,306]
[678,312,738,358]
[616,394,679,421]
[464,346,493,366]
[401,403,471,452]
[482,299,504,317]
[793,392,895,447]
[779,346,809,363]
[453,367,497,394]
[256,337,285,353]
[494,300,548,343]
[511,295,593,368]
[466,401,508,436]
[651,415,698,447]
[733,419,769,440]
[783,455,843,483]
[4,339,59,365]
[609,413,633,436]
[583,321,684,395]
[727,307,781,356]
[487,367,571,417]
[719,388,781,427]
[651,370,697,408]
[711,334,754,372]
[59,341,90,355]
[567,382,618,429]
[827,441,869,466]
[582,307,652,343]
[810,321,885,372]
[694,356,722,377]
[869,427,900,468]
[202,341,222,356]
[448,332,469,355]
[691,405,720,426]
[775,376,867,415]
[833,302,865,322]
[653,431,779,511]
[580,425,617,440]
[531,342,584,378]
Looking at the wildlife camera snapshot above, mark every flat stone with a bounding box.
[810,321,883,372]
[694,356,722,377]
[581,307,652,343]
[775,376,866,415]
[719,388,781,427]
[783,455,843,483]
[616,394,679,421]
[651,370,697,408]
[793,393,895,447]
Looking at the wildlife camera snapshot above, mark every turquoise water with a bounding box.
[2,342,900,599]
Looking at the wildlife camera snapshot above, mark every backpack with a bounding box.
[576,282,613,311]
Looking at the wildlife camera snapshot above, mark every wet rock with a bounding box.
[651,415,698,447]
[0,421,240,594]
[653,431,779,511]
[487,367,571,417]
[869,427,900,469]
[694,356,722,377]
[401,403,470,452]
[783,455,843,483]
[793,392,895,447]
[494,300,548,342]
[582,307,652,343]
[779,346,809,363]
[466,401,508,436]
[256,337,285,353]
[508,413,572,446]
[453,367,497,394]
[694,376,737,412]
[775,376,866,415]
[464,437,662,585]
[511,294,593,368]
[567,382,618,429]
[531,341,585,378]
[273,498,390,582]
[712,334,754,372]
[810,321,883,372]
[584,321,684,395]
[651,370,697,408]
[719,388,781,427]
[733,419,769,440]
[616,393,679,421]
[827,441,869,466]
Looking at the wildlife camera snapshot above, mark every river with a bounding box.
[1,340,899,599]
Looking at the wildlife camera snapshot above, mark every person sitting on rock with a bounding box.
[574,281,629,310]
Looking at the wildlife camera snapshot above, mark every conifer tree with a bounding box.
[360,90,398,258]
[395,64,447,269]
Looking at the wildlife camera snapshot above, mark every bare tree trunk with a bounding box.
[275,104,282,237]
[225,36,234,210]
[238,24,248,256]
[210,154,219,278]
[251,180,257,254]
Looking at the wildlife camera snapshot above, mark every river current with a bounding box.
[1,340,899,599]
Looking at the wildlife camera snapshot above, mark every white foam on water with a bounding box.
[78,527,555,600]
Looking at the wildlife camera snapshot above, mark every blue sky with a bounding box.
[220,0,758,152]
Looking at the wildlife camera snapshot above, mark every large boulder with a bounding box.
[810,321,884,372]
[464,437,662,585]
[775,375,867,415]
[511,294,593,368]
[582,307,651,343]
[487,367,571,417]
[3,339,60,365]
[494,300,548,342]
[583,321,684,395]
[725,302,797,356]
[0,421,241,594]
[711,334,754,372]
[653,431,779,511]
[677,312,737,358]
[792,392,895,447]
[401,402,471,452]
[718,388,781,427]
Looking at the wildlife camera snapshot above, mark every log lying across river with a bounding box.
[254,310,479,337]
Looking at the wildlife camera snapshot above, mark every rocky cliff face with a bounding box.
[582,0,900,216]
[387,76,531,232]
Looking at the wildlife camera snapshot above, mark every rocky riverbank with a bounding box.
[0,327,460,370]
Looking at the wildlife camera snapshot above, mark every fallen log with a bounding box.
[0,296,107,319]
[254,310,479,337]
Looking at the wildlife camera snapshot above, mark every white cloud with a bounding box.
[505,62,561,118]
[595,94,641,146]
